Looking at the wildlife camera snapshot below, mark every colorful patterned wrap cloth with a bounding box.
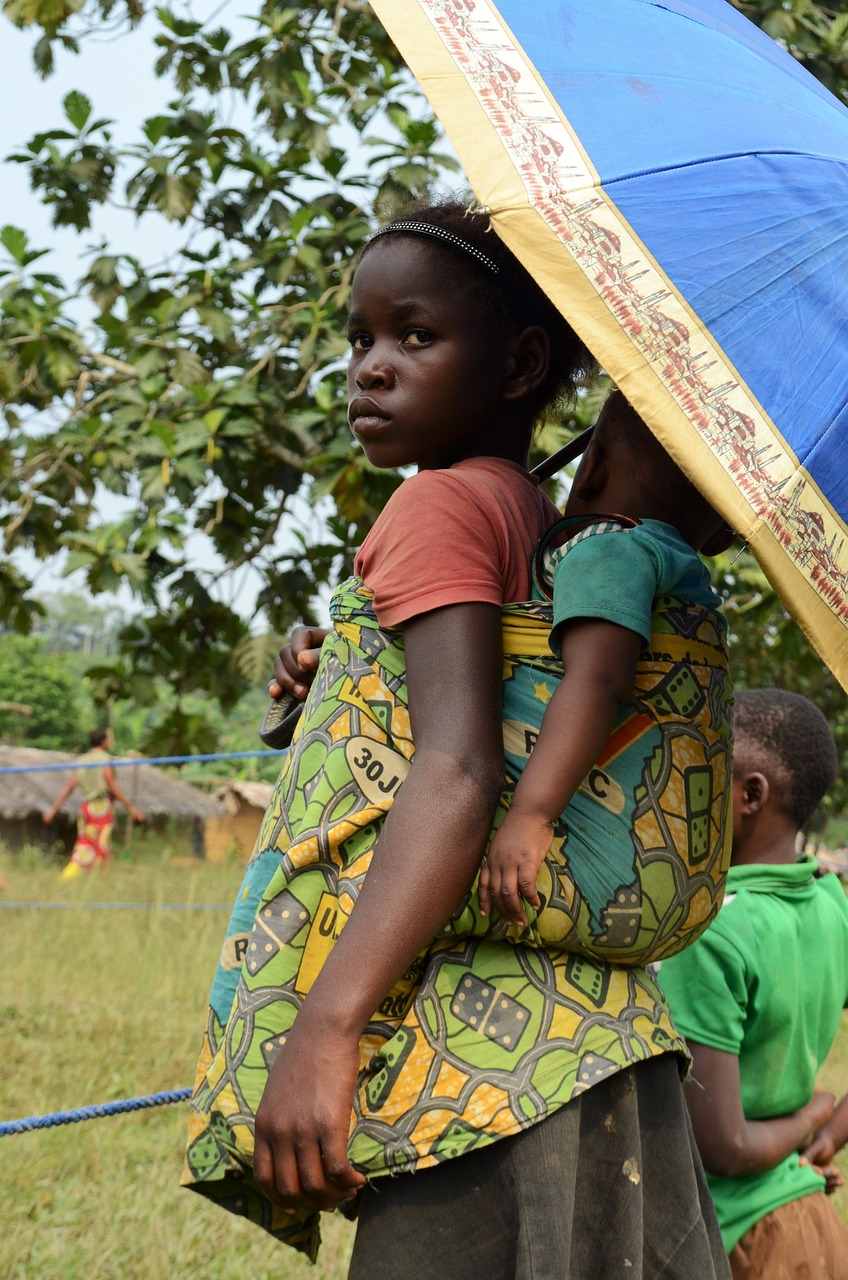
[489,514,735,963]
[183,569,731,1257]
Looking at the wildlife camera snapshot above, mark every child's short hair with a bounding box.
[89,727,108,748]
[734,689,837,828]
[364,196,597,417]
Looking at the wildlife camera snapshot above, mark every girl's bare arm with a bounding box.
[268,624,329,700]
[103,765,144,821]
[253,601,505,1211]
[42,773,79,823]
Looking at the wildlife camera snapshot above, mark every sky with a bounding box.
[3,14,182,271]
[2,6,330,625]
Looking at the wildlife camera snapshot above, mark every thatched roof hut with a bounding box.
[0,744,224,856]
[205,780,274,864]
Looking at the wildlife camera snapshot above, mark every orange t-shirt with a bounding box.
[354,457,560,628]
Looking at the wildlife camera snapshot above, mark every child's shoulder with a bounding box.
[383,458,556,527]
[814,869,848,922]
[723,860,848,947]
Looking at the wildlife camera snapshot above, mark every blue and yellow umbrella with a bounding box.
[370,0,848,687]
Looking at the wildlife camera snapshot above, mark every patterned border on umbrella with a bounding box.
[372,0,848,686]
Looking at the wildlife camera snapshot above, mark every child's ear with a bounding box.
[570,435,609,502]
[503,325,549,400]
[741,771,769,816]
[700,524,736,557]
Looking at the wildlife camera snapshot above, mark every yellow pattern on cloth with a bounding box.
[183,576,731,1258]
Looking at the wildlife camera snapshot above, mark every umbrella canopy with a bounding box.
[370,0,848,688]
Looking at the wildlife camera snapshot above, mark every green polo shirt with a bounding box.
[658,856,848,1250]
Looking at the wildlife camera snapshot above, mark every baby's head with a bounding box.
[731,689,837,861]
[566,389,732,554]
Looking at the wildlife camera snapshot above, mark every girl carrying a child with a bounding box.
[184,200,730,1280]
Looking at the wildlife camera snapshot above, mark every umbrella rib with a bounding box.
[605,149,845,186]
[531,427,593,483]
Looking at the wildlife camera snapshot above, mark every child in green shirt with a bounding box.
[659,689,848,1278]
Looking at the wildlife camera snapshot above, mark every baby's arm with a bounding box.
[479,617,642,926]
[252,601,506,1212]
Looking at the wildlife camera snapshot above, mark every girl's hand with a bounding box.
[478,810,552,926]
[268,626,329,701]
[253,1011,366,1212]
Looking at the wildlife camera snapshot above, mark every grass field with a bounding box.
[1,843,846,1278]
[0,845,355,1280]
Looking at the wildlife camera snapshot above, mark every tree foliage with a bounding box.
[730,1,848,102]
[0,633,89,750]
[709,549,848,824]
[0,1,468,750]
[1,0,847,762]
[0,592,285,773]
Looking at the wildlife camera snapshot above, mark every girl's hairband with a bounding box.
[369,220,501,276]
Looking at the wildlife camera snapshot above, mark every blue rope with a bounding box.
[0,749,281,775]
[0,901,231,910]
[0,1088,192,1136]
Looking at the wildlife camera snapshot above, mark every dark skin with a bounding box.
[255,603,505,1208]
[253,235,552,1211]
[683,756,848,1188]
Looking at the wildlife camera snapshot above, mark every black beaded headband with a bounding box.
[369,220,501,275]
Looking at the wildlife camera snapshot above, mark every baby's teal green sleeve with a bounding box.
[549,530,660,653]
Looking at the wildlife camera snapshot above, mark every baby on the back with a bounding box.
[479,389,735,961]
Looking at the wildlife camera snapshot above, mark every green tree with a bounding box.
[730,2,848,102]
[0,2,466,750]
[710,547,848,827]
[724,1,848,817]
[33,589,125,654]
[0,633,91,749]
[1,0,847,759]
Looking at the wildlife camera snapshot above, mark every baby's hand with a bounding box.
[478,810,553,927]
[268,625,329,701]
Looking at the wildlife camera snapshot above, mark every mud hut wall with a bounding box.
[204,809,263,864]
[1,813,74,854]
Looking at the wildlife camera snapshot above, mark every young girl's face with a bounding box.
[347,236,515,471]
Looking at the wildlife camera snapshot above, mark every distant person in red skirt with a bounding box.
[43,728,144,878]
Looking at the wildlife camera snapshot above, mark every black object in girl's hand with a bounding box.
[259,694,303,750]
